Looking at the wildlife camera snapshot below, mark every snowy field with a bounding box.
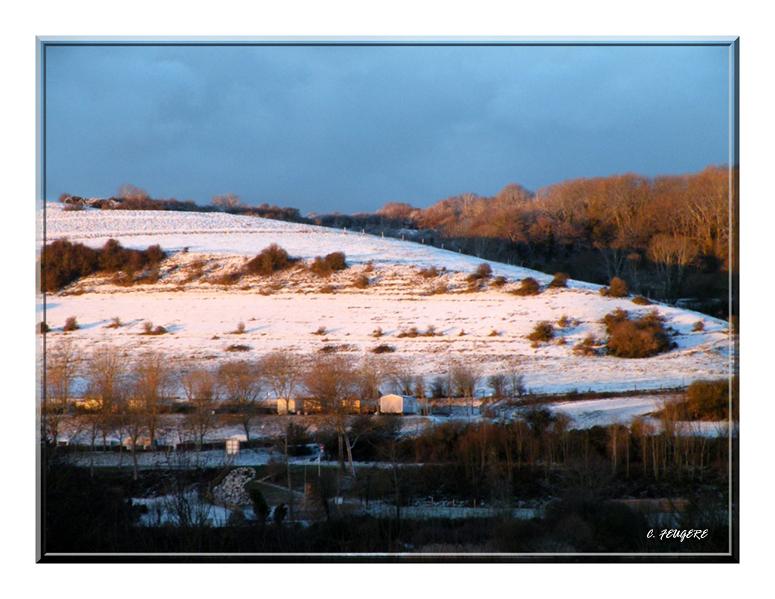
[41,203,733,396]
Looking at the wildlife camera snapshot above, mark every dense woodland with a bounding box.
[321,166,735,318]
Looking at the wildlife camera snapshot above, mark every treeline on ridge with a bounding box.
[342,167,732,314]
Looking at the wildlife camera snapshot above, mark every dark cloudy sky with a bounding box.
[44,41,732,215]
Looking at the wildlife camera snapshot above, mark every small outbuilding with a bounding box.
[379,394,418,414]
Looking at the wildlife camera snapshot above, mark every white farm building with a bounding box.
[379,394,418,414]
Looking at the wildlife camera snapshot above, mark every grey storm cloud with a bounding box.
[44,42,731,215]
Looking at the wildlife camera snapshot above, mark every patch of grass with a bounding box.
[106,316,122,329]
[371,344,396,354]
[557,315,571,328]
[313,326,327,336]
[419,266,439,278]
[371,327,383,338]
[225,344,251,352]
[319,284,336,294]
[492,275,507,288]
[215,271,243,286]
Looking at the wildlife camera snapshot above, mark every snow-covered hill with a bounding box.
[41,203,732,396]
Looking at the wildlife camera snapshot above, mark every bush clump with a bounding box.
[603,309,675,358]
[141,321,167,335]
[371,344,396,354]
[310,252,347,276]
[573,335,600,357]
[245,244,297,276]
[63,316,79,332]
[631,295,652,306]
[41,238,167,292]
[600,277,629,298]
[527,321,554,343]
[548,272,569,288]
[225,344,251,352]
[467,263,492,282]
[684,379,731,420]
[419,266,439,279]
[512,277,541,296]
[353,274,370,289]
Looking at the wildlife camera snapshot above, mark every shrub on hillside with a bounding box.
[603,309,675,358]
[245,243,297,276]
[371,344,396,354]
[41,239,100,292]
[63,317,79,332]
[467,263,492,282]
[631,295,652,306]
[353,274,370,289]
[549,272,569,288]
[512,277,541,296]
[685,379,731,420]
[419,266,439,279]
[573,334,600,356]
[310,252,347,276]
[527,321,554,343]
[600,277,629,298]
[41,238,167,292]
[492,275,507,288]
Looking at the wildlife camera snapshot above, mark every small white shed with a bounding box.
[379,394,418,414]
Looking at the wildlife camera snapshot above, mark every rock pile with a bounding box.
[213,467,255,506]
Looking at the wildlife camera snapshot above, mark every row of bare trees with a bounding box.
[44,340,520,477]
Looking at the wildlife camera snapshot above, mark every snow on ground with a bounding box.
[41,204,733,396]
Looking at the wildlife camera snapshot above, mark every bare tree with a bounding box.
[179,365,219,464]
[303,354,359,475]
[355,354,389,410]
[218,359,264,445]
[132,350,174,449]
[387,356,416,396]
[116,183,150,201]
[211,193,243,211]
[503,356,526,399]
[648,234,699,301]
[449,358,482,416]
[85,344,129,453]
[261,351,304,414]
[44,338,80,447]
